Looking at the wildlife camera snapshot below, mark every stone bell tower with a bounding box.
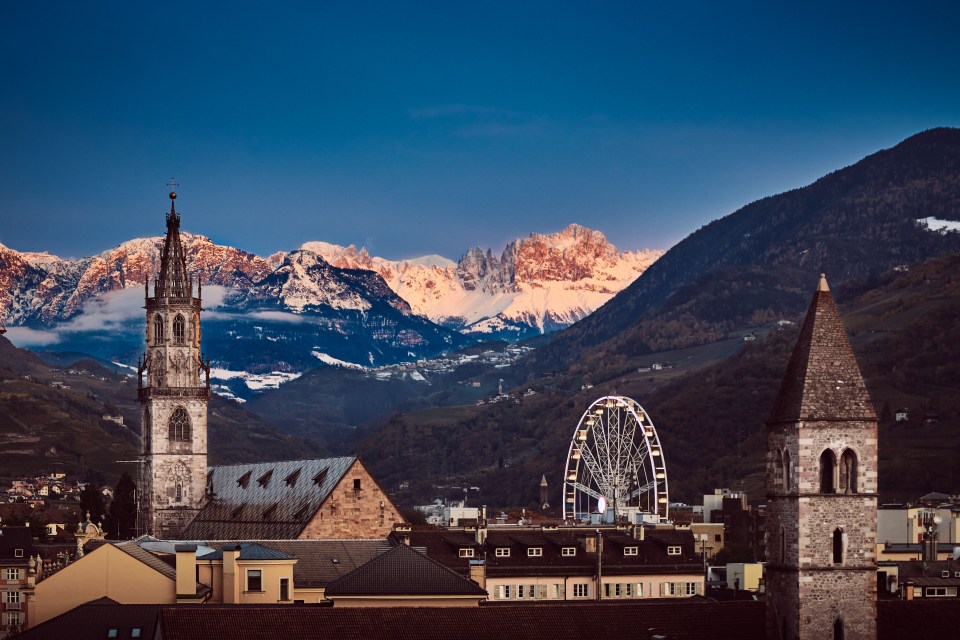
[137,188,210,539]
[765,274,877,640]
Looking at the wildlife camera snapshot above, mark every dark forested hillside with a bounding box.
[523,128,960,375]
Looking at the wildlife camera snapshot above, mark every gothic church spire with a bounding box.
[155,189,190,298]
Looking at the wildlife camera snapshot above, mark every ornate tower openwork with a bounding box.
[765,274,877,640]
[137,188,210,538]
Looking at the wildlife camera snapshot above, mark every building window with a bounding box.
[4,591,21,604]
[246,569,263,592]
[172,314,186,343]
[839,449,858,494]
[5,568,19,580]
[561,547,576,556]
[820,449,837,493]
[832,528,844,564]
[685,582,700,595]
[925,587,957,597]
[13,549,23,558]
[175,483,182,502]
[833,618,844,640]
[783,449,792,491]
[775,449,784,490]
[459,548,475,558]
[667,546,682,555]
[624,546,639,556]
[572,583,589,598]
[780,527,786,563]
[353,478,361,491]
[495,548,510,557]
[280,577,290,601]
[497,584,512,599]
[154,314,164,342]
[527,547,542,557]
[107,628,118,638]
[168,406,191,441]
[131,630,142,639]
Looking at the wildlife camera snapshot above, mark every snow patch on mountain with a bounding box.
[311,351,366,369]
[919,216,960,233]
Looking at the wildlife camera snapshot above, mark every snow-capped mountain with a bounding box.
[1,234,272,324]
[0,224,660,378]
[304,224,662,336]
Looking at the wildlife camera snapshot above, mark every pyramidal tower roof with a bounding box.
[768,274,876,424]
[155,189,190,298]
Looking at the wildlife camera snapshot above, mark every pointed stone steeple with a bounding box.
[765,273,877,640]
[768,273,875,424]
[155,190,190,298]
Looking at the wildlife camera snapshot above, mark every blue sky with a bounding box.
[2,1,958,260]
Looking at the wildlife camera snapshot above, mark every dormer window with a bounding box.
[14,549,24,558]
[495,547,510,557]
[667,546,682,556]
[562,547,576,556]
[257,469,274,488]
[527,547,543,557]
[285,468,302,487]
[624,546,638,556]
[237,471,252,488]
[313,468,328,486]
[459,548,475,558]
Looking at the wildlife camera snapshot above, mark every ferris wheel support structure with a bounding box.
[563,395,669,523]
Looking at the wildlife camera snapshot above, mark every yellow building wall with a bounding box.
[34,546,175,626]
[235,561,296,604]
[299,460,404,539]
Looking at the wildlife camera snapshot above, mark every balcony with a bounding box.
[138,387,210,401]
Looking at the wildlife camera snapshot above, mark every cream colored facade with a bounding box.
[33,545,176,626]
[486,573,704,601]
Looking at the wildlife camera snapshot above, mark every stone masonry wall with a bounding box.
[299,461,404,539]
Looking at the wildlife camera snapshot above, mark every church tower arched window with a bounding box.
[154,314,165,342]
[839,449,858,494]
[173,314,186,344]
[819,449,837,494]
[168,406,191,442]
[832,527,845,564]
[782,449,791,492]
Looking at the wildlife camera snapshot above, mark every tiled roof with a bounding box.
[157,600,767,640]
[183,457,356,540]
[114,541,179,581]
[202,539,387,587]
[0,526,32,560]
[198,542,294,562]
[478,528,702,578]
[15,601,162,640]
[769,274,876,423]
[324,543,487,597]
[14,596,960,640]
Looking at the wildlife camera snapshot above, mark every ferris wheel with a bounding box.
[563,395,669,522]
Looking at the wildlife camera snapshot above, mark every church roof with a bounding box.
[182,457,357,540]
[769,274,876,424]
[323,543,487,597]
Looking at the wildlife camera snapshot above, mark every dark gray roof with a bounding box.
[198,542,294,562]
[202,539,387,588]
[324,543,487,597]
[183,457,356,540]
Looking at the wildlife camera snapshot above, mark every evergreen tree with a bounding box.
[105,472,138,540]
[79,482,106,525]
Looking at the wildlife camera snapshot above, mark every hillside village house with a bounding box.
[0,527,34,638]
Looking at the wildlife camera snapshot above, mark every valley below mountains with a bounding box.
[3,128,960,509]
